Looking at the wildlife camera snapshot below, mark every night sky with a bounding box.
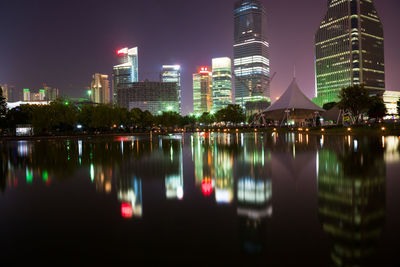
[1,0,399,115]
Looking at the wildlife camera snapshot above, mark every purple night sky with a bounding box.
[1,0,399,115]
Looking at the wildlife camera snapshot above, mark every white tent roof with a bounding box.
[263,78,325,119]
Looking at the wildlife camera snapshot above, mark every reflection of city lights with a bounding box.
[216,189,233,204]
[26,168,33,184]
[177,186,184,200]
[384,136,400,163]
[201,179,213,196]
[90,164,95,181]
[18,141,29,156]
[354,139,358,151]
[78,140,82,157]
[121,203,133,218]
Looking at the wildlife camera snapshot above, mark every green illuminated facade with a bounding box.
[212,58,232,113]
[314,0,385,107]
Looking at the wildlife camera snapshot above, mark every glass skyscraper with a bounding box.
[314,0,385,107]
[161,65,181,114]
[112,47,139,105]
[193,67,212,116]
[234,0,270,109]
[212,57,232,113]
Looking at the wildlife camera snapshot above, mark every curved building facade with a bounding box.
[314,0,385,107]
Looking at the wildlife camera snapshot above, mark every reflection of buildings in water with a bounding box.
[383,136,400,163]
[193,134,215,197]
[92,165,113,194]
[214,144,234,204]
[165,137,184,200]
[118,177,143,219]
[237,138,272,255]
[317,149,386,266]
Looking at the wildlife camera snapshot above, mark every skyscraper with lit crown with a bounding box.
[193,66,213,116]
[112,47,138,105]
[314,0,385,107]
[234,0,270,110]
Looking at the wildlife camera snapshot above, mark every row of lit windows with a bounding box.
[234,67,270,77]
[234,55,269,66]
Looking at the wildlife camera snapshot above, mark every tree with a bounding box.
[338,85,370,124]
[367,96,387,122]
[198,112,215,125]
[397,100,400,116]
[0,86,7,130]
[215,104,245,125]
[156,112,181,128]
[323,102,337,111]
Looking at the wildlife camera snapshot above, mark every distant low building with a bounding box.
[116,81,179,115]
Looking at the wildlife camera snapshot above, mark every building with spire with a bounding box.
[314,0,385,107]
[234,0,270,111]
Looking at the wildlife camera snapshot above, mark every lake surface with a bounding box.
[0,133,399,266]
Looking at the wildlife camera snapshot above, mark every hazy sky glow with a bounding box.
[1,0,399,114]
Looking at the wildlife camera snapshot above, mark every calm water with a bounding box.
[0,133,399,266]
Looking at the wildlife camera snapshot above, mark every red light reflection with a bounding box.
[201,179,213,196]
[121,203,133,218]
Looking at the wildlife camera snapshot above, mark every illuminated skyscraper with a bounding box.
[234,0,270,109]
[161,65,182,114]
[23,89,30,101]
[314,0,385,107]
[212,57,232,113]
[112,47,138,105]
[193,67,212,116]
[90,73,110,104]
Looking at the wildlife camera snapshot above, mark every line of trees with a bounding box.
[330,85,390,124]
[0,87,246,135]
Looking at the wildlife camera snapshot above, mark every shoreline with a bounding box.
[1,127,400,141]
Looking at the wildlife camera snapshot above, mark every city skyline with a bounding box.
[0,0,399,115]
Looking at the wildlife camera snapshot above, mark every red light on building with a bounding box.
[199,67,209,74]
[201,179,213,196]
[117,48,128,55]
[121,203,133,218]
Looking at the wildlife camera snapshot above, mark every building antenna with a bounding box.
[293,65,296,79]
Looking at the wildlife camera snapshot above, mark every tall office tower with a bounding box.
[234,0,270,110]
[23,89,31,102]
[43,84,59,102]
[212,58,232,113]
[314,0,385,107]
[116,81,179,115]
[90,74,110,104]
[161,65,182,114]
[193,67,213,116]
[112,47,139,105]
